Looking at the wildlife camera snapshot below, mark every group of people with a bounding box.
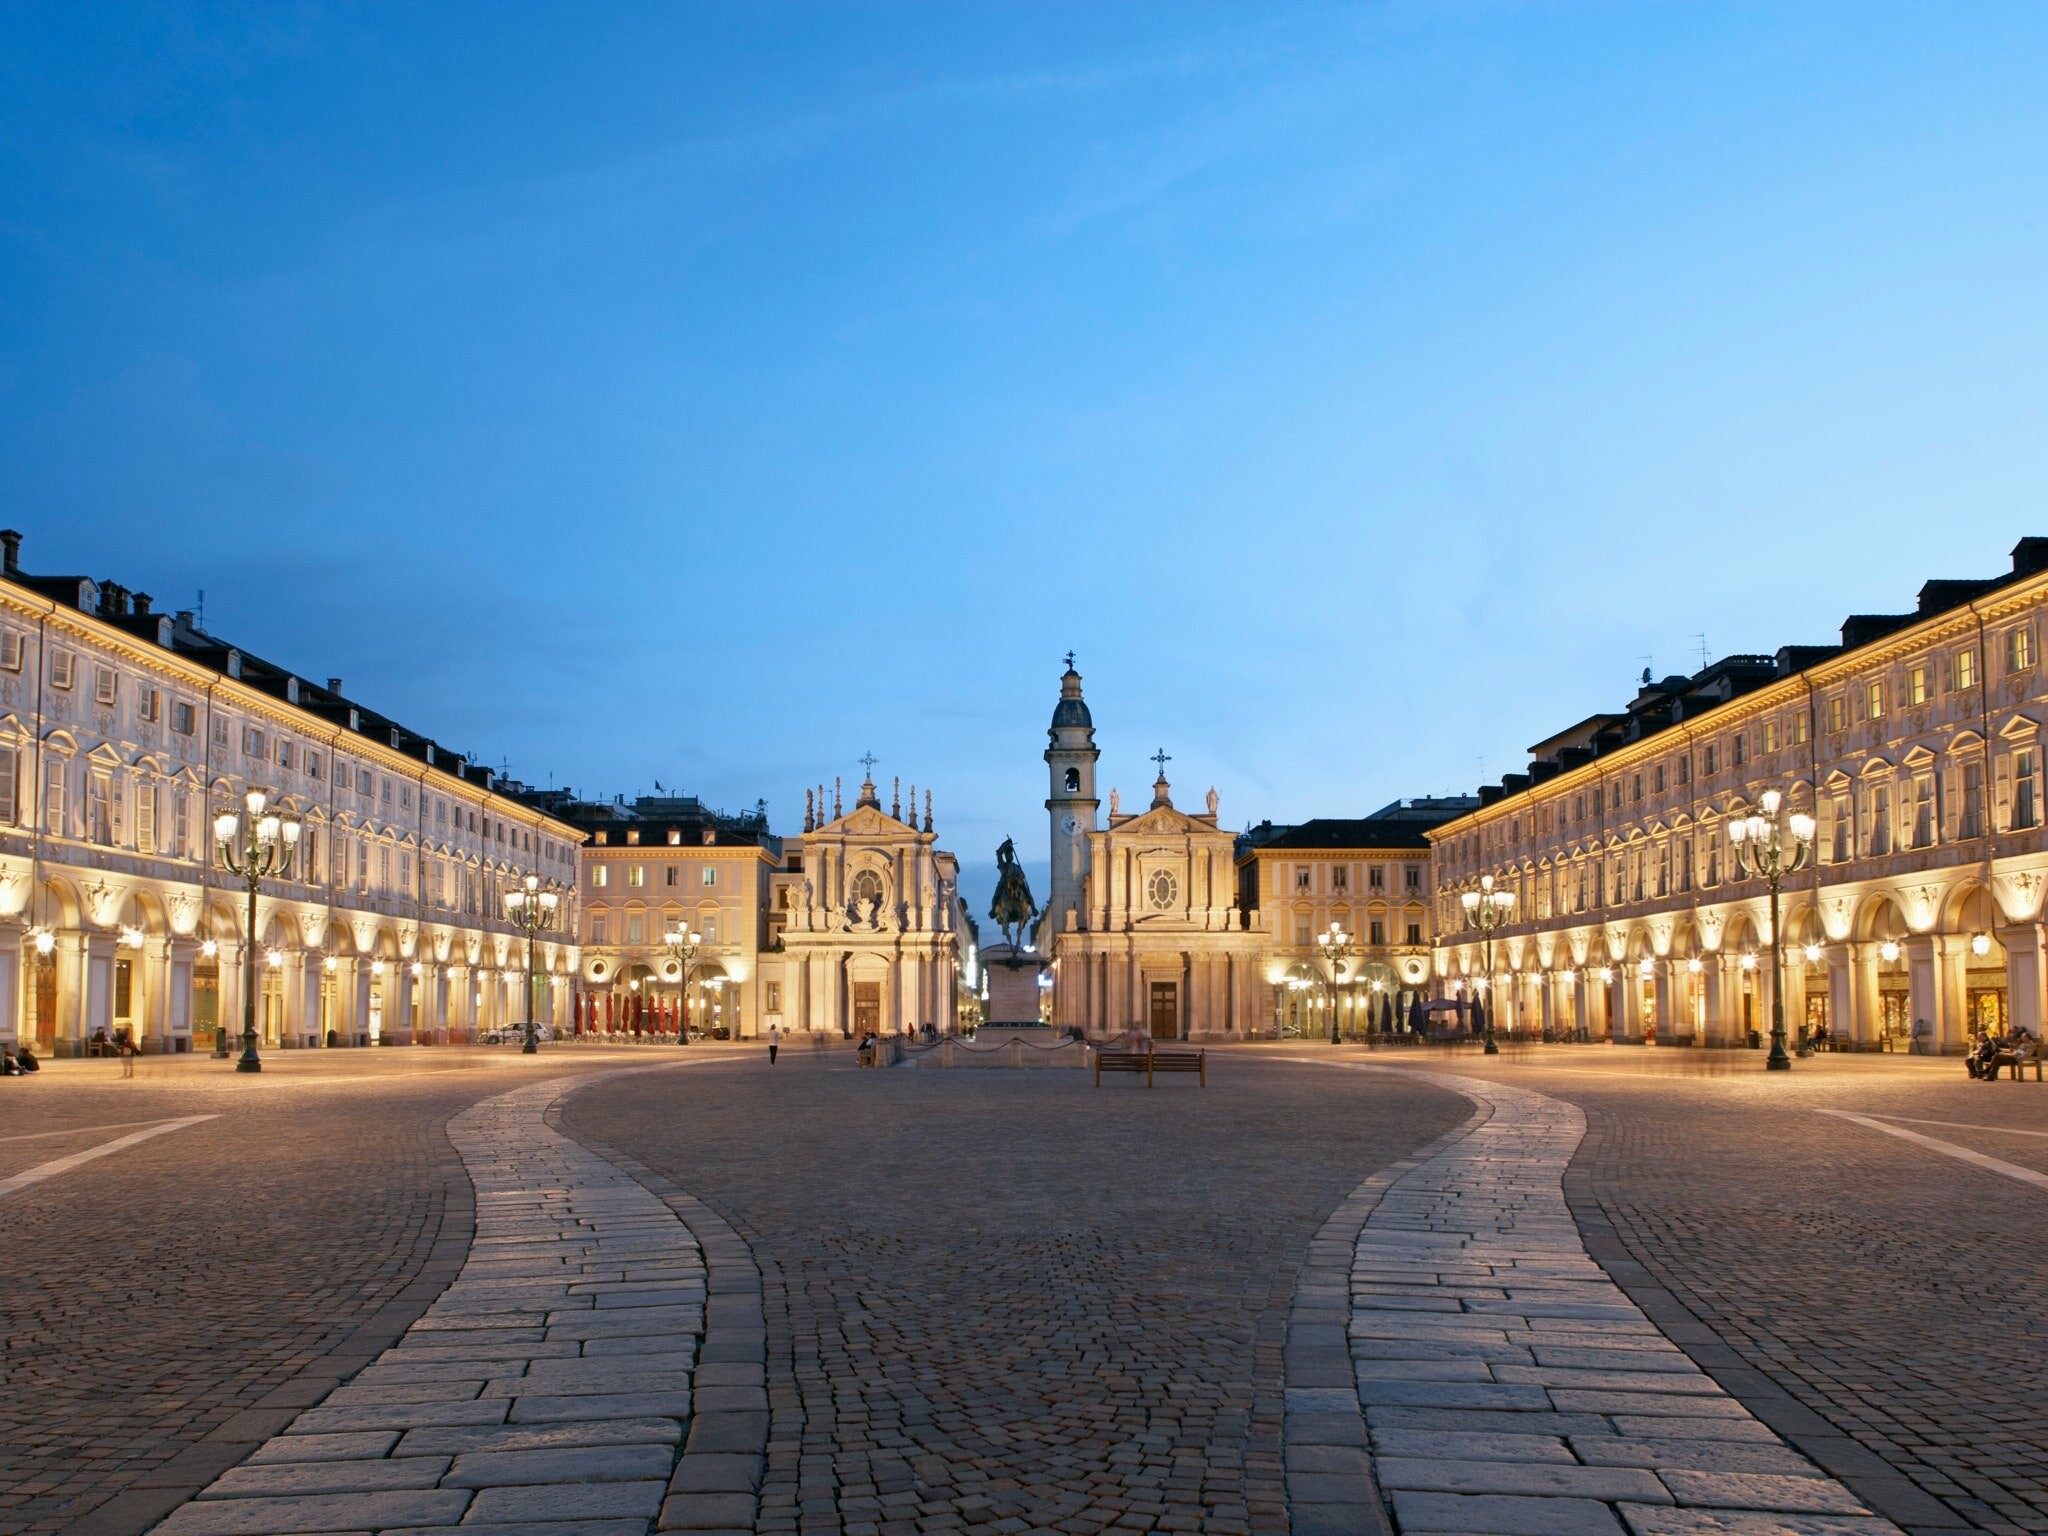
[1966,1023,2042,1080]
[1,1042,41,1075]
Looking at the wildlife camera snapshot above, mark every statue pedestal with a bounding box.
[982,944,1046,1026]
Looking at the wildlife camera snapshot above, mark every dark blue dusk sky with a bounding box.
[6,3,2047,912]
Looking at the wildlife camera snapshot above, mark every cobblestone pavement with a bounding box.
[151,1061,721,1536]
[565,1050,1471,1536]
[1354,1045,2048,1536]
[0,1046,719,1536]
[1290,1059,1900,1536]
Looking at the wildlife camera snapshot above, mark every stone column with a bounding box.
[141,936,174,1051]
[1651,961,1673,1043]
[1825,944,1856,1047]
[292,951,320,1047]
[1701,955,1728,1046]
[1933,935,1968,1052]
[166,937,195,1051]
[0,923,20,1046]
[1997,924,2041,1041]
[1905,935,1960,1053]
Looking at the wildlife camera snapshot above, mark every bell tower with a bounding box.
[1044,654,1100,938]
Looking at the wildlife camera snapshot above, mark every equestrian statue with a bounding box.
[988,837,1039,965]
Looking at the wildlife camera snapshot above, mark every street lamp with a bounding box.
[1728,788,1817,1071]
[1316,923,1357,1044]
[663,924,703,1045]
[215,789,301,1073]
[1459,874,1516,1055]
[503,873,561,1055]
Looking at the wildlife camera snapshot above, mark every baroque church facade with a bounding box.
[1037,662,1266,1038]
[764,766,963,1037]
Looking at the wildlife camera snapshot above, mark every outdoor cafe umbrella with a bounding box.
[1407,994,1424,1034]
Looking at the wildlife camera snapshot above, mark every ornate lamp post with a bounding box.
[1460,873,1515,1055]
[214,789,301,1074]
[504,873,561,1055]
[1316,922,1357,1045]
[663,924,703,1046]
[1728,789,1816,1071]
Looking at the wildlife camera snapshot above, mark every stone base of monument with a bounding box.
[932,1027,1088,1068]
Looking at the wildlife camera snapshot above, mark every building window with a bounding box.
[1956,646,1978,692]
[0,748,15,824]
[140,686,160,722]
[1652,764,1665,793]
[627,865,644,888]
[665,866,678,886]
[0,632,20,671]
[702,866,717,888]
[592,865,609,888]
[1332,866,1349,892]
[1828,696,1848,733]
[1295,867,1311,891]
[2013,748,2039,830]
[1865,681,1885,720]
[1961,761,1985,840]
[1295,921,1310,946]
[1791,711,1809,745]
[1906,665,1928,706]
[306,751,321,779]
[91,665,118,706]
[2009,627,2035,673]
[1064,767,1080,792]
[1703,744,1718,775]
[1405,921,1423,945]
[1147,869,1180,910]
[1761,720,1778,754]
[1731,733,1746,767]
[1677,756,1691,786]
[1404,866,1420,892]
[52,650,76,690]
[1866,784,1892,857]
[767,982,781,1013]
[1909,773,1935,849]
[172,700,195,735]
[87,772,113,844]
[626,913,645,946]
[1368,865,1384,890]
[590,911,608,945]
[1367,919,1385,944]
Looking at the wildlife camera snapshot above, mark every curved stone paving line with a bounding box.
[1287,1062,1906,1536]
[149,1061,759,1536]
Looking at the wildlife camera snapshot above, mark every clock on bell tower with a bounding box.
[1044,653,1100,940]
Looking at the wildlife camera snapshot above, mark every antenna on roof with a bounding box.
[1637,654,1653,686]
[194,588,206,629]
[1692,633,1711,670]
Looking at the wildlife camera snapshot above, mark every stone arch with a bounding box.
[1853,891,1911,944]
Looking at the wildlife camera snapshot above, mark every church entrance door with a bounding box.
[1149,981,1178,1040]
[853,982,881,1037]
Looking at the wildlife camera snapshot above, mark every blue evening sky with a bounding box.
[5,3,2046,913]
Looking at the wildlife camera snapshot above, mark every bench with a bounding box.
[1095,1048,1205,1087]
[1985,1044,2045,1082]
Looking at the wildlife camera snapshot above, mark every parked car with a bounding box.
[481,1024,555,1045]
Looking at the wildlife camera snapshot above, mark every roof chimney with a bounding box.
[0,530,19,576]
[326,677,343,694]
[132,591,152,615]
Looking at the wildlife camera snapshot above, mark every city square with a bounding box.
[2,1044,2045,1536]
[7,5,2048,1535]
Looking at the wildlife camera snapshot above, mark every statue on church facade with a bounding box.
[989,838,1039,964]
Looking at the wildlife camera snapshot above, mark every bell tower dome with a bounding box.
[1044,654,1100,938]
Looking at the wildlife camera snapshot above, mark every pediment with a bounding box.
[821,805,917,839]
[1998,712,2041,742]
[1106,803,1216,840]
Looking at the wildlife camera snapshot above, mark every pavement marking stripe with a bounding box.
[1821,1109,2048,1192]
[1855,1112,2048,1140]
[0,1115,218,1197]
[0,1116,197,1144]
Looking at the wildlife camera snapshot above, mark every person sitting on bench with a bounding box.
[1967,1031,2003,1079]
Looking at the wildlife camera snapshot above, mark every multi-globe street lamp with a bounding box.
[504,873,561,1055]
[214,789,301,1074]
[1460,873,1515,1055]
[1316,922,1357,1045]
[1728,788,1817,1071]
[663,924,703,1045]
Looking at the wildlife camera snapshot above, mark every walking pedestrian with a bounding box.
[767,1022,782,1065]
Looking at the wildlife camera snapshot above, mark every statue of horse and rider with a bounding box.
[988,837,1039,965]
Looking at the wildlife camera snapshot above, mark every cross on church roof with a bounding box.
[1151,748,1172,775]
[1063,650,1075,670]
[859,751,879,776]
